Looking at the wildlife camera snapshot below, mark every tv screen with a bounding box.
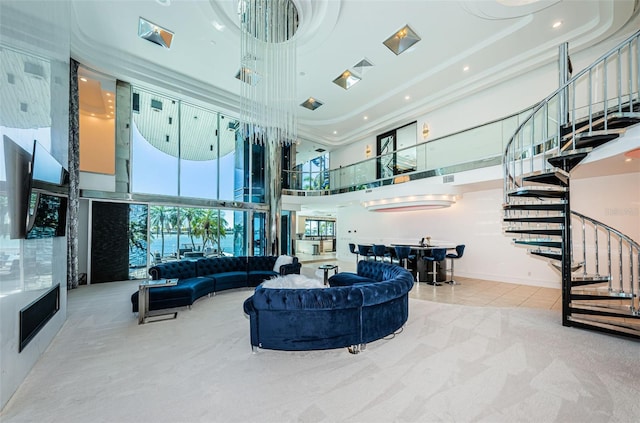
[2,135,32,239]
[26,192,67,239]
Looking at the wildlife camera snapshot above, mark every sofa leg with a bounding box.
[347,343,366,354]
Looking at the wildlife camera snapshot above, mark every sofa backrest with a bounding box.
[356,260,386,281]
[247,255,277,271]
[196,256,247,276]
[252,285,364,310]
[149,260,197,280]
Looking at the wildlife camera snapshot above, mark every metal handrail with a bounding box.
[503,29,640,201]
[571,210,639,309]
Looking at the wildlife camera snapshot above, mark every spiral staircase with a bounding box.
[503,30,640,339]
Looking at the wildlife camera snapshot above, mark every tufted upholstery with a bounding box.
[131,255,301,313]
[149,259,197,280]
[243,261,414,351]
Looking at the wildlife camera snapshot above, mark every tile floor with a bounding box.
[300,257,562,311]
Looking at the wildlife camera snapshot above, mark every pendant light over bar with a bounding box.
[238,0,299,146]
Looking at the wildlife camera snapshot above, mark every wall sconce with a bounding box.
[422,123,430,139]
[365,145,372,158]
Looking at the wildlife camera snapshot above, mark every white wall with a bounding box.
[336,166,640,288]
[0,1,70,410]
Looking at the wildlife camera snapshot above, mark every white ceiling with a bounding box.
[69,0,639,163]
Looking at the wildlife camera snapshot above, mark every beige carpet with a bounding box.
[1,280,638,423]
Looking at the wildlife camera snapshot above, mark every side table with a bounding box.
[138,278,179,324]
[318,264,338,286]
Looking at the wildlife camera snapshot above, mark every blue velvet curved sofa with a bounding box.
[242,260,414,353]
[131,256,300,313]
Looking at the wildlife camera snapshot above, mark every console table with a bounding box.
[138,278,179,324]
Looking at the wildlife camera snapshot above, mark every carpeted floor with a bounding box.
[1,280,638,422]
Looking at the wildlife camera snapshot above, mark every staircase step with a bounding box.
[561,130,622,152]
[530,249,563,260]
[503,216,565,224]
[568,316,640,339]
[571,292,635,301]
[514,237,562,246]
[569,303,639,319]
[503,202,566,212]
[521,168,569,187]
[571,274,611,286]
[550,260,583,271]
[507,186,567,199]
[547,148,592,172]
[506,228,563,236]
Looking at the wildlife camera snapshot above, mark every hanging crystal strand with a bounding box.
[239,0,297,147]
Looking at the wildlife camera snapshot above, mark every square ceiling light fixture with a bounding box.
[383,24,420,55]
[300,97,323,111]
[333,70,361,90]
[138,17,174,49]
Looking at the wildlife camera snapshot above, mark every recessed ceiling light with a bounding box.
[364,116,368,120]
[624,158,632,162]
[332,70,361,90]
[552,21,562,28]
[404,95,411,100]
[383,24,421,55]
[463,66,470,72]
[138,17,174,49]
[79,77,87,82]
[300,97,323,111]
[155,0,170,6]
[106,92,111,96]
[333,130,337,134]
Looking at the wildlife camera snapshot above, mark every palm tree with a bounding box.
[149,206,168,256]
[192,209,228,252]
[182,208,205,249]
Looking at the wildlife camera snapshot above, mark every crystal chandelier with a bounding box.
[239,0,299,146]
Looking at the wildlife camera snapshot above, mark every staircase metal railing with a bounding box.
[503,29,640,200]
[571,210,640,315]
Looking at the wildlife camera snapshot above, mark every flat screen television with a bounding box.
[2,136,68,239]
[2,135,32,239]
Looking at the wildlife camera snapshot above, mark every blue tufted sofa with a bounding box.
[131,255,300,313]
[242,260,414,353]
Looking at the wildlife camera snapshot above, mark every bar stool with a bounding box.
[372,244,387,262]
[348,243,360,266]
[423,248,447,286]
[446,245,465,285]
[393,246,414,269]
[357,244,373,261]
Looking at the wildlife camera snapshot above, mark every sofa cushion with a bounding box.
[328,272,376,287]
[211,271,248,291]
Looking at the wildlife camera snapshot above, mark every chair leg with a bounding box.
[448,258,460,285]
[426,260,442,286]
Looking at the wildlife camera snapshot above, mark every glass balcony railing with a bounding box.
[284,105,535,195]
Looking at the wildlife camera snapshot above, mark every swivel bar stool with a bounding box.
[348,243,360,266]
[357,244,373,261]
[445,244,465,285]
[423,248,447,286]
[372,244,387,262]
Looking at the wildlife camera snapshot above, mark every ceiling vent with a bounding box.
[151,99,163,111]
[443,175,454,183]
[24,62,45,79]
[7,73,15,84]
[315,148,326,153]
